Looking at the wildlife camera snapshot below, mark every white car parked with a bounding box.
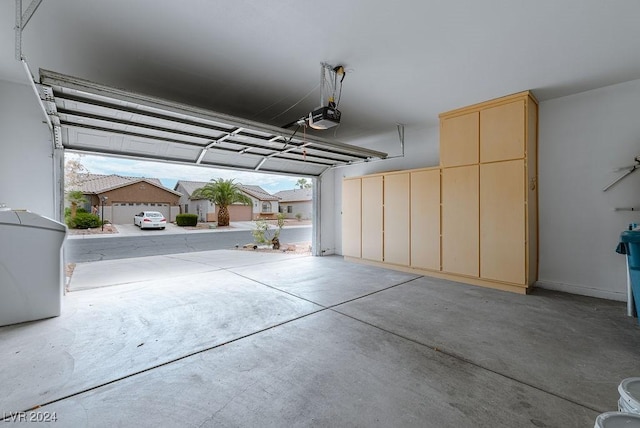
[133,211,166,230]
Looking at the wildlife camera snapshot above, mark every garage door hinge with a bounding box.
[53,125,62,149]
[35,84,61,147]
[36,84,55,101]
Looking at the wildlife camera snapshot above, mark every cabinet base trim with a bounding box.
[344,256,531,295]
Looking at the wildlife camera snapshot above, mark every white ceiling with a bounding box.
[2,0,640,148]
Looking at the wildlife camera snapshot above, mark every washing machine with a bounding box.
[0,208,67,326]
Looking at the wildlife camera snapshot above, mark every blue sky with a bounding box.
[68,153,309,194]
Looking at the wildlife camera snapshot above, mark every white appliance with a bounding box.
[0,209,67,326]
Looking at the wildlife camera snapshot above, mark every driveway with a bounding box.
[114,223,220,237]
[65,225,313,263]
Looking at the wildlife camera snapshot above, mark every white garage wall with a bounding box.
[537,78,640,301]
[317,168,336,255]
[0,79,56,219]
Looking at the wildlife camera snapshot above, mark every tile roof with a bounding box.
[174,180,210,197]
[239,185,279,201]
[274,188,313,202]
[175,181,278,201]
[72,174,178,195]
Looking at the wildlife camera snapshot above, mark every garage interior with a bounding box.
[2,1,640,426]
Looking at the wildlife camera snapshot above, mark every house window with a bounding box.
[262,202,272,213]
[287,205,293,213]
[184,204,189,214]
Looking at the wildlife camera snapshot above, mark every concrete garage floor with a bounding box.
[1,251,639,427]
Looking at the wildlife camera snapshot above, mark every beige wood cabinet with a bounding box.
[480,159,525,284]
[441,165,479,277]
[384,173,410,266]
[440,91,537,289]
[342,168,441,272]
[440,111,479,167]
[410,169,440,270]
[342,178,362,258]
[342,91,537,294]
[361,176,383,262]
[480,99,526,163]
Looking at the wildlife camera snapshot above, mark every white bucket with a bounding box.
[620,397,639,413]
[594,411,640,428]
[619,377,640,414]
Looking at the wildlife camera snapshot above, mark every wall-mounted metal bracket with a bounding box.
[15,0,43,60]
[603,156,640,192]
[396,123,405,157]
[614,207,640,211]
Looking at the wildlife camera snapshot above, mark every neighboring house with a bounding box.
[70,174,181,224]
[274,188,312,220]
[174,181,279,221]
[240,185,280,220]
[174,180,223,222]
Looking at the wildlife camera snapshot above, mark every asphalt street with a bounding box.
[65,227,312,263]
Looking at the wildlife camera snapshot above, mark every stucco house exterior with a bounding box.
[174,180,279,222]
[70,174,181,224]
[274,188,312,220]
[241,185,280,219]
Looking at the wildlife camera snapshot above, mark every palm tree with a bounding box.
[192,178,251,226]
[66,190,87,218]
[296,178,312,189]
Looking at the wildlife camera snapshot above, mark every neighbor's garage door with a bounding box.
[210,205,252,222]
[227,205,252,221]
[112,203,170,224]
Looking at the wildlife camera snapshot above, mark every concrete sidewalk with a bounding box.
[67,249,311,291]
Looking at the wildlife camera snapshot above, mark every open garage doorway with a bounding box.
[42,69,386,265]
[63,152,316,266]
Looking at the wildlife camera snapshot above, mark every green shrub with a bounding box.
[252,220,271,244]
[64,207,88,217]
[252,213,286,247]
[176,213,198,226]
[67,212,101,229]
[295,213,303,221]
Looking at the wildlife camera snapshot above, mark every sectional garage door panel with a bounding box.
[112,203,170,225]
[63,128,203,162]
[39,69,388,177]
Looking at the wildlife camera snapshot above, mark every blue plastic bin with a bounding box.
[618,230,640,323]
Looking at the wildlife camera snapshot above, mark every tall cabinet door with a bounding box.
[342,178,362,258]
[384,173,410,266]
[361,176,383,262]
[480,160,526,284]
[441,165,479,277]
[410,169,440,270]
